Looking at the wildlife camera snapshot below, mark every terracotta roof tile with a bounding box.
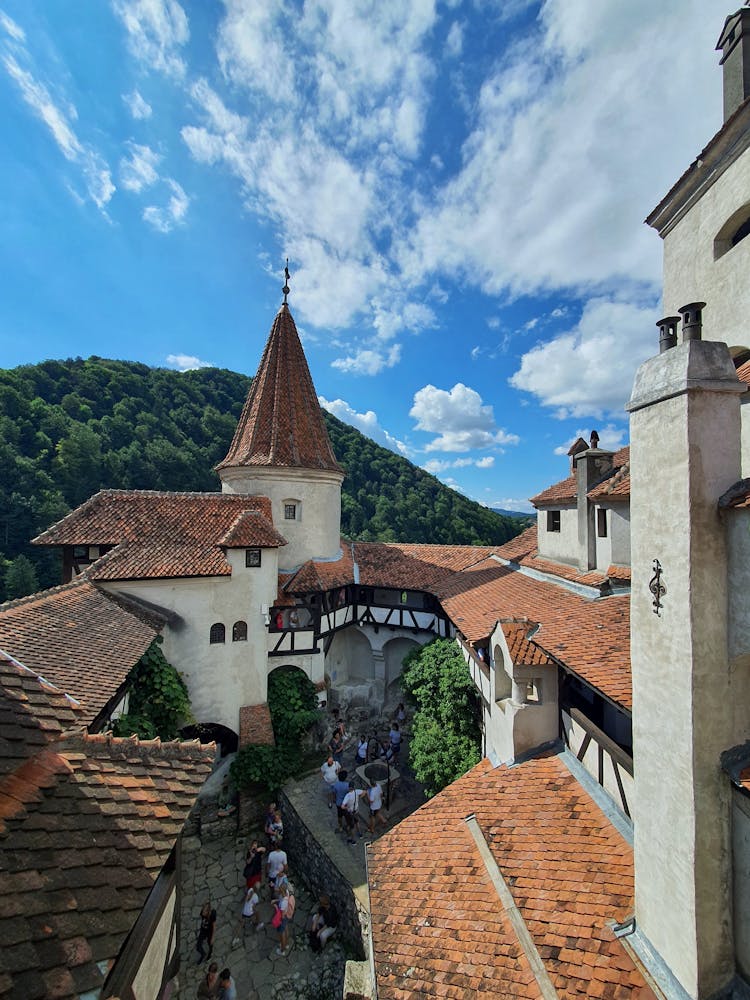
[501,622,553,667]
[0,578,162,724]
[737,358,750,386]
[0,659,214,998]
[494,525,538,562]
[33,490,275,581]
[217,303,342,474]
[531,448,629,507]
[369,754,654,1000]
[219,510,287,548]
[239,704,274,748]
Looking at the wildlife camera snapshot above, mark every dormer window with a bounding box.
[245,548,261,567]
[597,509,608,538]
[547,510,561,533]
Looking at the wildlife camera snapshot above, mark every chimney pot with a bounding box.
[590,430,600,449]
[656,316,681,353]
[716,8,750,122]
[678,302,707,342]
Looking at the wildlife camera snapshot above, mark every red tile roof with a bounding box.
[368,754,655,1000]
[531,448,630,507]
[501,621,553,668]
[219,510,287,548]
[737,358,750,386]
[217,303,342,474]
[33,490,277,580]
[0,656,214,999]
[494,525,538,562]
[239,704,275,748]
[0,578,163,724]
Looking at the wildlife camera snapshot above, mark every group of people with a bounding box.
[195,904,237,999]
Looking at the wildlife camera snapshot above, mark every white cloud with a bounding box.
[319,396,409,455]
[112,0,189,78]
[423,455,495,473]
[123,89,152,119]
[553,424,626,455]
[331,344,402,376]
[410,382,519,452]
[0,10,25,41]
[143,178,189,232]
[510,296,658,418]
[445,22,463,58]
[399,1,720,301]
[120,141,161,192]
[2,54,114,208]
[166,353,213,370]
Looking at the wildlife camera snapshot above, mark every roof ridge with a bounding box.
[0,573,92,613]
[70,730,217,757]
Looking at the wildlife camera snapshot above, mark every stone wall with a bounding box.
[278,788,367,960]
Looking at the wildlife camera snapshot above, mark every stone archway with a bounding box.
[383,636,420,690]
[180,721,238,756]
[326,626,375,685]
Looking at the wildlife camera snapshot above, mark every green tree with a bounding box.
[400,638,482,796]
[4,554,39,600]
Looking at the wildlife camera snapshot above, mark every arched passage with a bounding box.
[180,721,238,756]
[326,626,375,684]
[383,636,421,689]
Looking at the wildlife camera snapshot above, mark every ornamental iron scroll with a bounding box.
[649,559,666,616]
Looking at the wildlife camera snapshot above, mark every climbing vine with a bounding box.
[112,637,193,740]
[231,667,319,794]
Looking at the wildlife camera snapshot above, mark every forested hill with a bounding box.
[0,357,529,600]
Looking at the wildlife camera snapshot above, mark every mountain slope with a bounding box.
[0,357,523,598]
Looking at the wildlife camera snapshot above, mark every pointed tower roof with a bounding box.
[217,302,342,473]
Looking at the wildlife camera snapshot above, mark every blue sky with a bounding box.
[0,0,729,512]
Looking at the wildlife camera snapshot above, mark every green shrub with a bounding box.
[112,637,193,740]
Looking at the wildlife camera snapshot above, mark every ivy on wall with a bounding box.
[112,637,193,740]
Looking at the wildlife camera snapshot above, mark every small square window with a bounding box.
[525,680,541,703]
[547,510,561,533]
[597,508,608,538]
[245,548,261,567]
[284,503,297,520]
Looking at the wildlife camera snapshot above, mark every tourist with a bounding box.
[267,808,284,847]
[320,754,340,807]
[263,802,278,843]
[356,734,368,765]
[274,609,284,629]
[328,727,344,764]
[232,883,262,945]
[267,842,288,893]
[309,894,338,952]
[396,703,407,725]
[243,840,265,889]
[342,781,366,843]
[331,768,350,833]
[273,882,295,956]
[389,721,402,756]
[195,900,216,964]
[367,778,388,834]
[378,739,394,763]
[217,968,237,1000]
[196,961,219,998]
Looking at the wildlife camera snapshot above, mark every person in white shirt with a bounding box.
[320,755,340,808]
[341,783,366,843]
[367,778,388,834]
[267,847,287,891]
[232,885,262,944]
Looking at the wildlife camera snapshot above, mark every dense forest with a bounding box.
[0,357,531,601]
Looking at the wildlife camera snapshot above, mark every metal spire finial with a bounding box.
[282,258,291,304]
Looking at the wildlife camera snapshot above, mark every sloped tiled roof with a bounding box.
[219,510,287,548]
[494,524,538,563]
[0,578,162,724]
[33,490,276,580]
[368,753,655,1000]
[501,621,553,668]
[0,655,214,999]
[737,358,750,386]
[217,302,342,474]
[531,447,630,507]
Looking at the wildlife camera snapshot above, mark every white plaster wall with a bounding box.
[131,887,176,1000]
[325,627,375,685]
[561,711,634,815]
[661,145,750,351]
[382,637,420,688]
[219,467,343,569]
[594,506,613,572]
[536,504,577,563]
[102,548,279,735]
[609,504,631,567]
[733,791,750,981]
[630,384,739,998]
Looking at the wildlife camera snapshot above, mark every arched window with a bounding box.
[714,201,750,259]
[209,623,225,644]
[232,620,247,642]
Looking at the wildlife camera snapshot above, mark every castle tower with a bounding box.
[217,291,344,572]
[627,310,745,998]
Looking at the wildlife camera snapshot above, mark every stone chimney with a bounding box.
[717,6,750,121]
[573,435,614,572]
[626,324,745,998]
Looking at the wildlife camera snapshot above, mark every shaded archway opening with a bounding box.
[180,722,238,756]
